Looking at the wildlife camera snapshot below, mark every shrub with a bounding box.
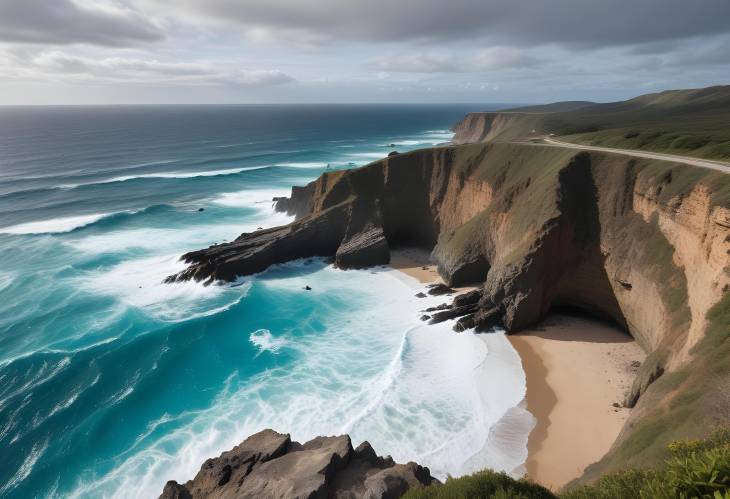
[406,428,730,499]
[402,470,556,499]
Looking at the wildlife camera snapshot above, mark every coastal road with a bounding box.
[536,137,730,174]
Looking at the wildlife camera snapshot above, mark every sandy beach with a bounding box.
[389,247,646,491]
[509,317,645,490]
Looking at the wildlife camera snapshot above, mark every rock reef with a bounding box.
[159,429,435,499]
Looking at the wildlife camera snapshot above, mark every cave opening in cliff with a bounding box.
[547,247,631,336]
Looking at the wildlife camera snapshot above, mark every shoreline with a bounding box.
[388,248,646,491]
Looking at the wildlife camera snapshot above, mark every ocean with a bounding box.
[0,105,532,498]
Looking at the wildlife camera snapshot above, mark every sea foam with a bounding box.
[0,213,116,235]
[68,264,531,498]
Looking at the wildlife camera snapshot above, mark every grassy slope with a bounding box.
[403,427,730,499]
[546,86,730,160]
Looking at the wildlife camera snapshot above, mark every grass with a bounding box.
[404,428,730,499]
[470,85,730,160]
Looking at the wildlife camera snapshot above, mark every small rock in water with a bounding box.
[426,283,455,296]
[198,207,204,212]
[415,292,427,298]
[304,285,312,291]
[257,226,263,230]
[420,315,431,321]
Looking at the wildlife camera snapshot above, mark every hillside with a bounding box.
[454,86,730,160]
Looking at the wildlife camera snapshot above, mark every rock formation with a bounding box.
[167,118,729,482]
[158,429,436,499]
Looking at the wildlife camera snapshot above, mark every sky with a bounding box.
[0,0,729,105]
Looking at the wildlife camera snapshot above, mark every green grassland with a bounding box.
[507,86,730,160]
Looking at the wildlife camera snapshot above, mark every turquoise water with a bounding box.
[0,105,531,498]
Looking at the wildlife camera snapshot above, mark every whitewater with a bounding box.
[0,104,531,498]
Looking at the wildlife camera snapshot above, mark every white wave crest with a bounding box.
[249,329,288,354]
[276,161,329,168]
[0,213,116,235]
[59,165,269,188]
[0,439,48,495]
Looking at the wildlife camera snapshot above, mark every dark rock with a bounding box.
[426,283,455,296]
[158,429,437,499]
[453,314,476,332]
[420,315,431,321]
[273,183,315,219]
[428,303,479,324]
[388,151,400,157]
[473,306,503,331]
[452,289,482,308]
[304,285,312,290]
[335,224,390,269]
[612,402,621,408]
[159,481,192,499]
[415,292,427,298]
[424,303,450,312]
[198,208,205,212]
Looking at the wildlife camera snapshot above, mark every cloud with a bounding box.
[372,47,539,73]
[0,0,163,46]
[4,49,294,86]
[141,0,730,48]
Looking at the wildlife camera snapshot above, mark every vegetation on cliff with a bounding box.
[455,85,730,160]
[404,428,730,499]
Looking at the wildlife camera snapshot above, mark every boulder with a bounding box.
[158,429,437,499]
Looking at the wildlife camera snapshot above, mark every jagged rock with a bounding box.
[428,303,479,324]
[453,314,476,332]
[273,183,315,218]
[426,283,454,296]
[420,315,431,321]
[415,292,427,298]
[158,429,436,499]
[452,290,482,307]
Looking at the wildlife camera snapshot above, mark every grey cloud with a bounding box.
[372,47,539,73]
[0,0,163,46]
[148,0,730,47]
[6,50,294,86]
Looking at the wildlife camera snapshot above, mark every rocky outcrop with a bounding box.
[158,429,436,499]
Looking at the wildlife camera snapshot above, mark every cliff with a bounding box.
[159,429,435,499]
[168,139,730,482]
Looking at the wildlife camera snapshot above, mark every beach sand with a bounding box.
[509,317,644,490]
[389,247,646,491]
[389,247,442,284]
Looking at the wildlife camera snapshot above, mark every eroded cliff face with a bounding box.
[169,141,730,481]
[452,112,545,144]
